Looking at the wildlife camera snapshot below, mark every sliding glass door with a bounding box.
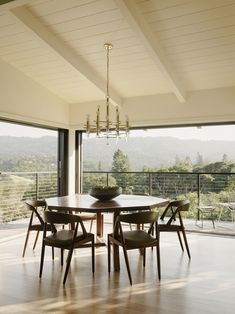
[0,120,68,222]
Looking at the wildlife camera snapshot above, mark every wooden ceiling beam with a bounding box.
[114,0,186,102]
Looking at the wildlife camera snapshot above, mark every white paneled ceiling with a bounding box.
[1,0,235,104]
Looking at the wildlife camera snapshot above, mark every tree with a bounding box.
[169,160,193,172]
[111,149,132,193]
[111,149,130,172]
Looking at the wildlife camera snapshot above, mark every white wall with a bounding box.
[0,59,69,128]
[69,86,235,129]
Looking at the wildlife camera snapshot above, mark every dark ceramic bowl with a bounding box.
[90,186,122,201]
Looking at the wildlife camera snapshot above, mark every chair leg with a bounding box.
[201,212,204,228]
[33,230,40,250]
[122,246,132,285]
[61,249,64,266]
[63,249,73,285]
[52,247,54,260]
[143,248,146,267]
[211,211,215,228]
[156,239,161,280]
[181,229,191,259]
[22,213,34,257]
[39,243,45,278]
[22,228,31,257]
[177,231,184,252]
[232,211,235,223]
[108,235,111,273]
[92,238,95,273]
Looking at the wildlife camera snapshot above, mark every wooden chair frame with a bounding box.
[157,199,191,259]
[196,205,216,228]
[108,211,160,285]
[39,211,95,285]
[23,200,55,257]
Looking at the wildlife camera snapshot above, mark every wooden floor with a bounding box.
[0,220,235,314]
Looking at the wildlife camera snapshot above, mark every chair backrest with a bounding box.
[119,211,159,224]
[160,199,190,226]
[44,210,82,224]
[168,199,190,211]
[43,211,87,236]
[25,199,47,225]
[25,199,47,209]
[115,211,159,235]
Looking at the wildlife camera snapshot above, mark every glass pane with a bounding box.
[0,121,58,222]
[82,125,235,223]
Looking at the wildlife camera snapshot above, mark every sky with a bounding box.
[131,125,235,141]
[0,121,235,141]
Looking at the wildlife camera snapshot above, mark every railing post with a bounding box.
[149,173,152,195]
[197,173,200,205]
[106,172,109,186]
[36,173,39,199]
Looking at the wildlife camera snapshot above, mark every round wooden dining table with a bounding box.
[46,194,169,270]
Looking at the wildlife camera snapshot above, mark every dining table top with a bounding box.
[46,194,169,213]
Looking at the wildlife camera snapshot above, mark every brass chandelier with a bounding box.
[85,43,129,140]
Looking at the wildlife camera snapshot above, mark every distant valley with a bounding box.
[0,135,235,172]
[83,136,235,170]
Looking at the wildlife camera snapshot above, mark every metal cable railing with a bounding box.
[83,171,235,221]
[1,170,235,223]
[0,171,57,222]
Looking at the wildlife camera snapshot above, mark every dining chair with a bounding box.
[108,211,160,285]
[218,202,235,223]
[22,199,56,257]
[157,199,191,258]
[196,205,216,228]
[39,211,95,285]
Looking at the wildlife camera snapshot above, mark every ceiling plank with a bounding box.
[9,5,122,106]
[114,0,186,102]
[0,0,29,11]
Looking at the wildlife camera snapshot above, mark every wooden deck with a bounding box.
[0,218,235,314]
